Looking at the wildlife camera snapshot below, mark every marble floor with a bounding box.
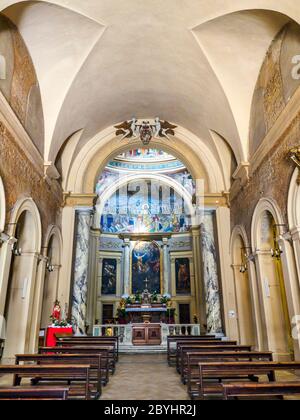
[102,354,188,400]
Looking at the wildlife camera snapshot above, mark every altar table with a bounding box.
[45,327,73,347]
[132,323,161,346]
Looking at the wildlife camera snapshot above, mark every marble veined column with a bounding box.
[72,210,92,335]
[200,212,223,334]
[123,238,131,295]
[162,238,170,295]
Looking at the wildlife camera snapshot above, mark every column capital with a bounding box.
[63,192,97,208]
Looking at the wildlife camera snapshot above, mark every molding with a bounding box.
[250,85,300,175]
[63,192,97,207]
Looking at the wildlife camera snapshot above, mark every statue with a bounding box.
[51,300,61,323]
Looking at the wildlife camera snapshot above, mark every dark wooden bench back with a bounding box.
[222,382,300,400]
[0,387,69,400]
[0,365,91,400]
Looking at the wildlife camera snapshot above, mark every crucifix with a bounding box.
[144,278,149,291]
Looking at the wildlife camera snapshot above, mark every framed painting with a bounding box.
[132,241,161,294]
[175,258,191,295]
[101,259,117,295]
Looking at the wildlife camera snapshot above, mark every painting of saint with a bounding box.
[175,258,191,295]
[132,242,161,294]
[102,259,117,295]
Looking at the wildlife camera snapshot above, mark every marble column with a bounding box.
[191,226,206,331]
[72,210,92,335]
[123,238,131,295]
[162,238,170,295]
[200,212,223,334]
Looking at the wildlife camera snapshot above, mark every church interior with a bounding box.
[1,0,300,401]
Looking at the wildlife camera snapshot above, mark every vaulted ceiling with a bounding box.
[1,0,300,168]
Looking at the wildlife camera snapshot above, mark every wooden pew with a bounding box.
[39,346,111,385]
[222,382,300,400]
[0,365,91,400]
[184,351,273,399]
[56,336,119,361]
[167,336,218,366]
[15,354,102,399]
[197,361,300,400]
[56,340,117,371]
[175,342,245,372]
[0,387,69,400]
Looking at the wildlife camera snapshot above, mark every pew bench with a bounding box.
[55,341,117,373]
[57,336,119,362]
[39,346,111,385]
[0,387,69,400]
[176,344,251,373]
[0,365,92,400]
[15,354,102,399]
[167,336,218,366]
[184,352,273,398]
[197,361,300,400]
[222,382,300,400]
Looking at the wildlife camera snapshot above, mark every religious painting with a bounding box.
[101,259,117,295]
[132,241,161,294]
[175,258,191,295]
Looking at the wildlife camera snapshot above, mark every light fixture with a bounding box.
[0,232,10,245]
[271,246,283,260]
[239,264,248,274]
[12,243,22,256]
[46,262,55,273]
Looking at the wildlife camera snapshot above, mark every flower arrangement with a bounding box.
[151,291,158,303]
[160,293,171,305]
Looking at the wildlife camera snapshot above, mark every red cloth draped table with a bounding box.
[45,327,73,347]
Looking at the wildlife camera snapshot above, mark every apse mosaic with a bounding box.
[100,180,192,233]
[132,241,161,294]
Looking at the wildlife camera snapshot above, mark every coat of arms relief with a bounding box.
[115,118,177,145]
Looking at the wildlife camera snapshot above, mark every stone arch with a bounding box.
[65,125,225,195]
[40,225,62,329]
[251,198,292,360]
[2,197,42,360]
[230,225,256,346]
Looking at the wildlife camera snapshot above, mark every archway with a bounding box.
[40,227,62,329]
[3,198,41,361]
[252,199,293,360]
[231,227,256,346]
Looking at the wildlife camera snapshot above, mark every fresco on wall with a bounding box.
[175,258,191,295]
[101,259,117,295]
[132,242,161,294]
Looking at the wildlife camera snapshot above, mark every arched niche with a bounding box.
[40,225,62,329]
[3,197,41,360]
[0,176,5,233]
[251,199,292,360]
[230,226,256,346]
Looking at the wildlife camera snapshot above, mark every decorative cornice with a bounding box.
[250,85,300,175]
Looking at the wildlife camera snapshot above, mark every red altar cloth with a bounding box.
[45,327,73,347]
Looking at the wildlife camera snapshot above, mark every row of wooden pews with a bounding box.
[0,335,119,400]
[167,335,300,400]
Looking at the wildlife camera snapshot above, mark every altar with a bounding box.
[132,323,161,346]
[125,304,170,324]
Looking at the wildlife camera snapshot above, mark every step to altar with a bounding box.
[119,344,167,354]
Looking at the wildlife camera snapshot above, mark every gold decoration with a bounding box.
[289,147,300,185]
